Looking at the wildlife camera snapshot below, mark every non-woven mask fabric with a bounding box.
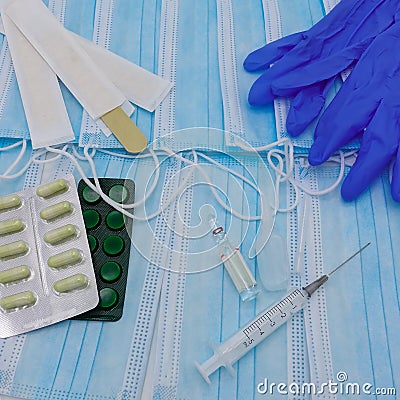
[275,160,400,400]
[0,1,397,400]
[305,166,400,398]
[0,145,398,398]
[0,151,151,400]
[149,155,277,400]
[216,0,345,150]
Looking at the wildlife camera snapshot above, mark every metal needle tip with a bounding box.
[328,242,371,277]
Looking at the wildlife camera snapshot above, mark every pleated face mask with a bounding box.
[0,134,397,400]
[0,0,398,399]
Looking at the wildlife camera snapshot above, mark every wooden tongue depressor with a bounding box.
[101,106,148,153]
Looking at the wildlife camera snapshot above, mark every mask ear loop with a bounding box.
[266,140,300,214]
[2,138,27,175]
[196,151,262,196]
[87,144,265,222]
[83,145,205,221]
[293,150,346,196]
[43,144,199,222]
[43,144,154,221]
[0,139,50,179]
[85,146,162,210]
[0,139,26,151]
[264,140,348,213]
[160,147,264,222]
[0,139,347,223]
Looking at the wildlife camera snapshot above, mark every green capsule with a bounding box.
[109,184,129,203]
[0,219,24,236]
[36,179,68,198]
[0,194,21,212]
[0,266,31,285]
[44,224,78,245]
[0,291,36,311]
[47,249,83,269]
[40,201,73,221]
[0,240,28,260]
[54,273,88,293]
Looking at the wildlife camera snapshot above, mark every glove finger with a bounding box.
[308,70,380,166]
[341,102,400,201]
[248,68,283,105]
[245,0,385,75]
[391,153,400,201]
[390,115,400,201]
[271,38,373,98]
[248,29,367,104]
[286,82,327,137]
[243,32,305,72]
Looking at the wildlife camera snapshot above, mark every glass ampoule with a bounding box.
[212,227,260,301]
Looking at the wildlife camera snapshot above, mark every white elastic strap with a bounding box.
[86,146,262,222]
[4,0,133,130]
[0,138,350,223]
[160,147,264,221]
[1,14,74,149]
[256,137,347,212]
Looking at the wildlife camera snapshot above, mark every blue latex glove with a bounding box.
[244,0,398,136]
[308,18,400,201]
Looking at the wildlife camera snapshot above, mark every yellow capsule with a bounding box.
[54,273,88,293]
[0,266,31,285]
[47,249,83,269]
[0,291,36,311]
[36,179,68,198]
[0,240,28,260]
[44,224,78,245]
[0,219,24,236]
[0,194,21,212]
[40,201,73,222]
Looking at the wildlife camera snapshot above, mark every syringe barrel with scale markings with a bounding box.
[195,243,370,383]
[195,288,309,383]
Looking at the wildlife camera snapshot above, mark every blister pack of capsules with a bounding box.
[0,175,98,338]
[75,178,134,321]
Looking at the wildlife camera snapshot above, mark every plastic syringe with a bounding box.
[195,243,370,383]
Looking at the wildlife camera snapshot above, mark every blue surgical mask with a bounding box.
[1,1,399,400]
[214,0,344,151]
[0,150,145,400]
[309,166,400,396]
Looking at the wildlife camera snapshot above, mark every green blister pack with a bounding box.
[75,178,134,321]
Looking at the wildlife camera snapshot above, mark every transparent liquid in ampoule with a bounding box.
[213,227,260,301]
